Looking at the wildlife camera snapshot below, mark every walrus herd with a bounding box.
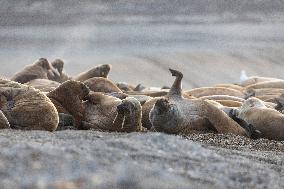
[0,58,284,141]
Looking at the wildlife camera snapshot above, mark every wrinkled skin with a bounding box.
[74,64,111,82]
[150,69,251,137]
[233,97,284,141]
[82,92,143,132]
[0,79,59,131]
[11,58,60,84]
[47,80,90,129]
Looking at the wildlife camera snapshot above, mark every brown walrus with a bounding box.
[11,58,59,84]
[74,64,111,82]
[48,59,71,83]
[232,97,284,141]
[245,81,284,90]
[245,88,284,99]
[241,76,281,87]
[184,87,245,99]
[214,84,244,92]
[83,77,122,93]
[25,79,61,93]
[149,69,254,137]
[47,80,90,129]
[199,95,245,102]
[82,92,143,132]
[0,79,59,131]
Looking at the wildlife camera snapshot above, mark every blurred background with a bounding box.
[0,0,284,88]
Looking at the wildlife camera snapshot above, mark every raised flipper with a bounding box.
[168,68,183,98]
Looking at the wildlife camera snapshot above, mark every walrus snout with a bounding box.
[100,64,111,78]
[155,98,170,114]
[117,103,128,113]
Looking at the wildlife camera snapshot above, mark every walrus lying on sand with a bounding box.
[25,79,61,93]
[232,97,284,141]
[0,79,59,131]
[149,69,256,138]
[82,92,143,132]
[11,58,60,84]
[74,64,111,82]
[47,80,90,129]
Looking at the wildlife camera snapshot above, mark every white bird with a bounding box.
[240,70,248,83]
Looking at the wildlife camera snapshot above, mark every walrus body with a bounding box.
[214,84,244,92]
[0,79,59,131]
[82,92,143,132]
[235,97,284,141]
[47,80,90,128]
[241,76,280,87]
[25,79,61,92]
[246,81,284,90]
[84,77,122,93]
[11,58,59,84]
[74,64,111,82]
[185,87,245,99]
[199,95,245,102]
[150,69,249,137]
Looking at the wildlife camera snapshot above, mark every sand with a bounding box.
[0,0,283,188]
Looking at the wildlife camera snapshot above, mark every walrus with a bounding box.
[141,91,196,130]
[82,92,143,132]
[48,59,71,83]
[245,88,284,98]
[11,58,60,84]
[214,84,244,92]
[74,64,111,82]
[126,90,168,98]
[241,76,281,87]
[149,69,253,137]
[0,79,59,131]
[199,95,245,102]
[232,97,284,141]
[83,77,122,93]
[254,95,280,102]
[47,80,90,128]
[245,81,284,90]
[184,87,245,99]
[25,79,61,92]
[214,100,243,107]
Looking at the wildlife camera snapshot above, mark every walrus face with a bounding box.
[36,58,51,70]
[116,97,142,128]
[51,59,64,74]
[94,64,111,78]
[150,98,180,134]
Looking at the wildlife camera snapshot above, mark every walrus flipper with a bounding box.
[229,109,261,139]
[168,68,183,97]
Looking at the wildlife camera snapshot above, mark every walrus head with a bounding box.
[36,58,60,79]
[90,64,111,78]
[48,80,90,102]
[149,98,180,134]
[115,97,142,132]
[51,59,65,74]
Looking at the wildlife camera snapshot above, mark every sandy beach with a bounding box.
[0,0,283,188]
